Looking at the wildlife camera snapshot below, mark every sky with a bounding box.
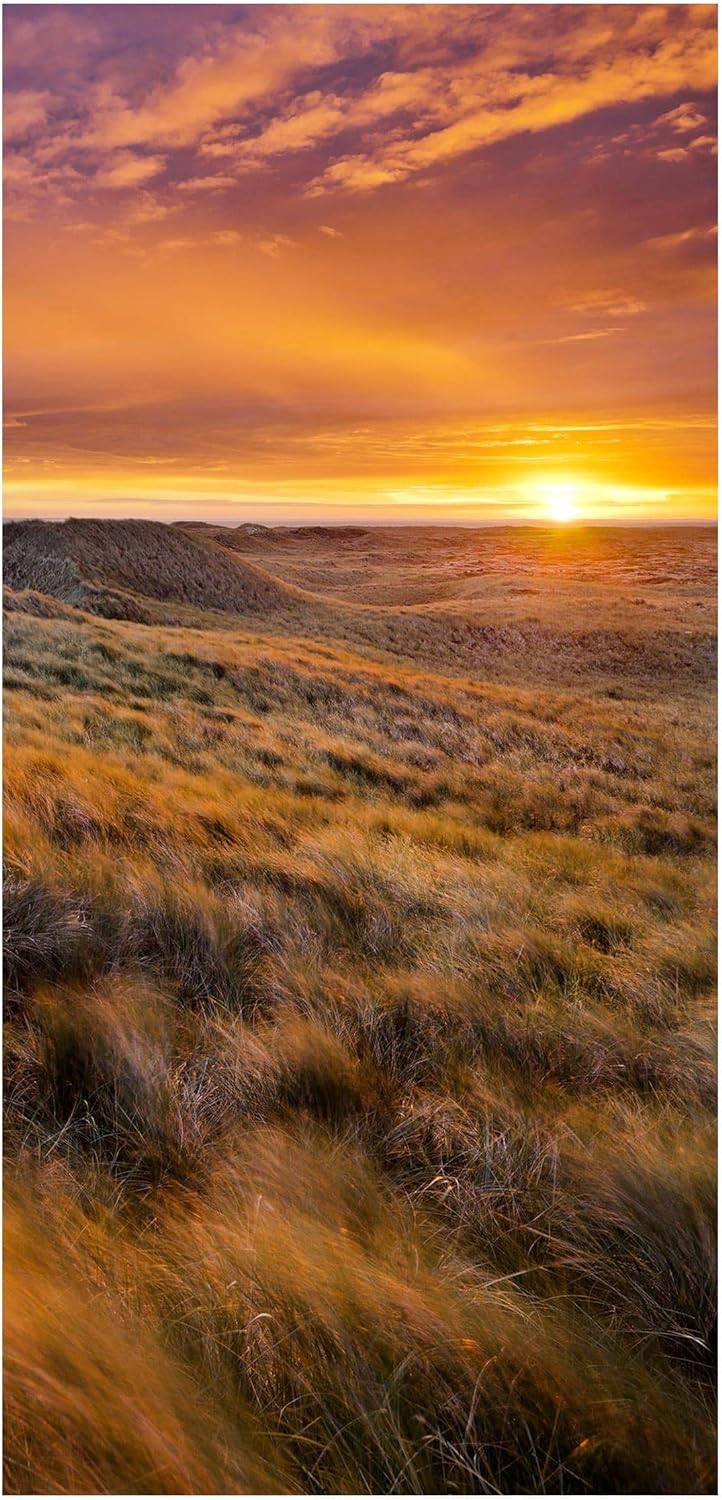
[3,2,718,525]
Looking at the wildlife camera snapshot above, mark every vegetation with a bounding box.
[3,520,716,1494]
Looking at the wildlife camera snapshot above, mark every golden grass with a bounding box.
[3,524,717,1494]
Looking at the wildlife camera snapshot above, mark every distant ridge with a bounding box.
[174,521,272,537]
[174,521,370,548]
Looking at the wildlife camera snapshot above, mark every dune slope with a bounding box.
[4,518,291,623]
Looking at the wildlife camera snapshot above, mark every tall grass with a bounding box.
[3,584,716,1494]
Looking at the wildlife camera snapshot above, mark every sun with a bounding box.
[535,480,579,524]
[548,491,576,523]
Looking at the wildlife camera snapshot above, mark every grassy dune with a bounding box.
[3,522,717,1493]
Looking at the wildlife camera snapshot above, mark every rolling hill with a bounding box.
[4,518,716,696]
[4,518,293,625]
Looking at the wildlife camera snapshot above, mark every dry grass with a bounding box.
[6,517,715,691]
[3,521,717,1493]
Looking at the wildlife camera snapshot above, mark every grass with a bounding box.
[3,522,717,1494]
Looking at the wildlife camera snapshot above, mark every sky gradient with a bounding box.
[3,3,718,525]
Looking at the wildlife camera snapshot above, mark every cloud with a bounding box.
[257,233,296,258]
[544,328,624,345]
[212,229,242,247]
[178,174,238,193]
[155,238,197,255]
[210,91,347,166]
[306,8,717,194]
[319,225,341,238]
[307,157,399,196]
[95,152,167,188]
[82,10,361,151]
[656,147,689,164]
[569,289,646,318]
[3,89,53,142]
[603,91,716,167]
[3,148,82,219]
[655,102,708,134]
[646,224,717,252]
[129,191,173,225]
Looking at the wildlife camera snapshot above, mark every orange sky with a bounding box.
[3,3,718,524]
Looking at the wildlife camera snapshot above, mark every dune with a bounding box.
[3,518,292,625]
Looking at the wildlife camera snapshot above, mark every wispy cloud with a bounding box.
[94,152,167,189]
[657,146,690,164]
[646,223,717,252]
[568,290,646,318]
[257,233,296,259]
[655,102,709,134]
[3,88,54,142]
[178,174,238,193]
[543,328,625,346]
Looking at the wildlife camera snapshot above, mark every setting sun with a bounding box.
[548,491,577,523]
[534,480,580,524]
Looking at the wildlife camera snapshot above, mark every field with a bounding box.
[3,518,717,1494]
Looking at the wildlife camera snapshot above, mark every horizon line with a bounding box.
[4,513,718,532]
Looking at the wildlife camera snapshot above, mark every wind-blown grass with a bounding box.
[3,526,716,1495]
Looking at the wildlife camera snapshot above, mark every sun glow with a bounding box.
[535,480,580,523]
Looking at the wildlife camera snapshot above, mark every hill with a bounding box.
[3,518,293,625]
